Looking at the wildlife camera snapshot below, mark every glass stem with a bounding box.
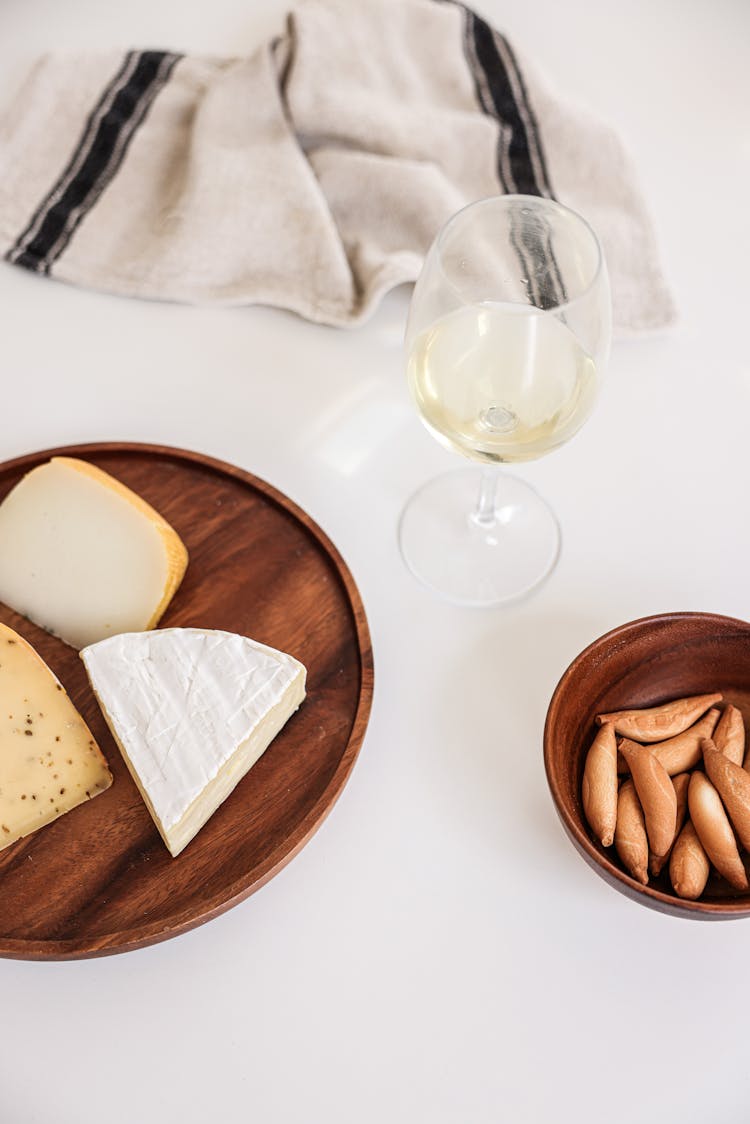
[471,467,499,528]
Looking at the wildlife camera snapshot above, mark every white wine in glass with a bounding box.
[400,195,611,606]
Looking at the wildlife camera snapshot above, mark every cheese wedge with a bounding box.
[81,628,306,857]
[0,457,188,649]
[0,623,112,851]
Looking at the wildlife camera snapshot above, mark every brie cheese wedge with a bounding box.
[0,457,188,649]
[80,628,306,856]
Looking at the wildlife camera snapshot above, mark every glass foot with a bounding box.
[398,467,560,606]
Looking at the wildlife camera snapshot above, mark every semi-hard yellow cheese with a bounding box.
[0,457,188,649]
[0,623,112,851]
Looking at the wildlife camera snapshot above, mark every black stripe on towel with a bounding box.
[457,5,567,308]
[6,52,138,270]
[490,30,554,201]
[510,205,562,310]
[468,14,549,198]
[7,50,180,274]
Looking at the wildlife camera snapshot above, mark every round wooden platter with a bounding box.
[0,443,373,959]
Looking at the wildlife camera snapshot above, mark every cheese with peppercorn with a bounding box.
[0,624,112,851]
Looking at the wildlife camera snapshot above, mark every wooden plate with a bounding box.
[0,443,373,958]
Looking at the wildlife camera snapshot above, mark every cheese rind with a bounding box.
[0,457,188,649]
[80,628,306,856]
[0,624,112,851]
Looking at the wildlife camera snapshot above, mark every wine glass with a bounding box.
[399,194,611,606]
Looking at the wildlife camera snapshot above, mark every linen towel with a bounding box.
[0,0,674,332]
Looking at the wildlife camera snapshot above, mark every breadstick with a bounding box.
[617,709,720,775]
[618,740,677,863]
[581,723,618,847]
[596,693,722,743]
[669,819,710,900]
[702,738,750,851]
[713,705,745,766]
[614,780,649,885]
[649,709,721,775]
[650,772,690,877]
[688,771,748,890]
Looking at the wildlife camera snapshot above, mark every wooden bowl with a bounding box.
[544,612,750,919]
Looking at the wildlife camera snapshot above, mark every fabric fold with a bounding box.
[0,0,675,332]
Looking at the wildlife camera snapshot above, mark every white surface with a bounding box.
[1,1,750,1122]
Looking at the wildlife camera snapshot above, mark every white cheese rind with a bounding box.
[0,457,188,649]
[80,628,306,856]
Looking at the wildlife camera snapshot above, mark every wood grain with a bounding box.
[0,443,373,958]
[544,612,750,919]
